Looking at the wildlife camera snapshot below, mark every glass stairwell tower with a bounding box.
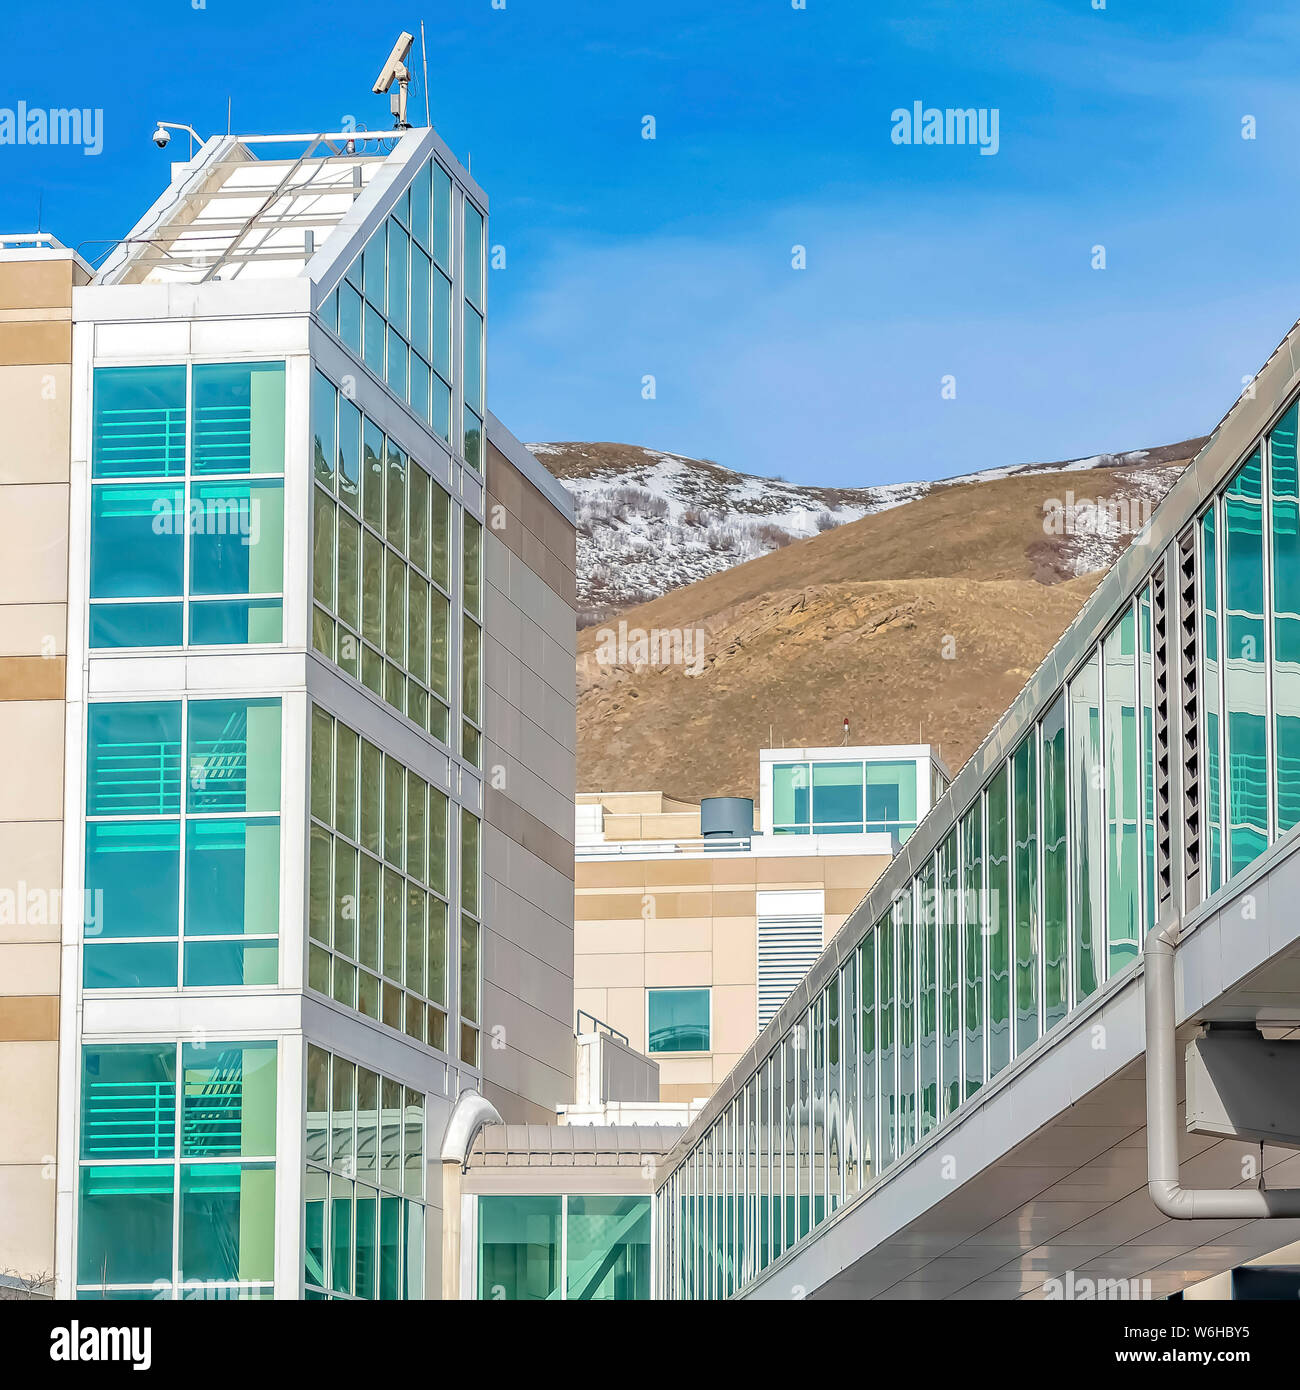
[54,123,577,1300]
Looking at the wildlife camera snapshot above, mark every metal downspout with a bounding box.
[1144,918,1300,1218]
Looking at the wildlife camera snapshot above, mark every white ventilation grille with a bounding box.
[756,889,825,1031]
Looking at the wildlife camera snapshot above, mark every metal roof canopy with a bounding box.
[94,130,406,286]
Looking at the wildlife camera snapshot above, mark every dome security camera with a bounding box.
[152,125,171,149]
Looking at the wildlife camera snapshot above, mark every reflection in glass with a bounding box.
[1224,452,1269,877]
[1104,609,1141,974]
[1070,651,1104,1001]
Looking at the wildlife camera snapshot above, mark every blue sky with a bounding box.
[5,0,1300,483]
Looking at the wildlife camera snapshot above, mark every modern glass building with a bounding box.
[574,746,948,1105]
[36,123,578,1299]
[652,340,1300,1298]
[762,746,947,842]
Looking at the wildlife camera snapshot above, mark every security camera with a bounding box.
[372,33,415,96]
[152,125,171,149]
[373,32,415,129]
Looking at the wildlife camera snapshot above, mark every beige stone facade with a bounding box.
[574,792,892,1103]
[0,243,87,1288]
[479,428,578,1123]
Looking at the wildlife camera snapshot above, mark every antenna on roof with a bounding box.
[420,21,432,127]
[373,31,416,130]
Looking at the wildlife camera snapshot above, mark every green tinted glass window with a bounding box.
[866,760,919,837]
[1223,453,1268,877]
[87,701,181,817]
[80,1045,177,1159]
[772,763,809,831]
[463,200,484,308]
[181,1042,276,1157]
[961,804,983,1098]
[1070,651,1104,1001]
[1041,695,1068,1029]
[191,362,285,476]
[184,819,279,936]
[859,934,876,1179]
[180,1163,275,1283]
[876,914,896,1166]
[566,1196,651,1300]
[78,1166,175,1286]
[937,830,961,1116]
[1103,610,1141,974]
[477,1195,560,1300]
[85,821,180,939]
[90,484,184,599]
[1202,507,1223,893]
[187,698,281,814]
[1271,405,1300,836]
[648,987,709,1053]
[811,762,862,831]
[312,370,336,489]
[92,365,186,479]
[1012,732,1040,1054]
[986,767,1011,1077]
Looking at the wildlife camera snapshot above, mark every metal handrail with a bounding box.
[576,1010,629,1046]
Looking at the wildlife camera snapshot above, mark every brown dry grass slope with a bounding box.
[576,463,1190,803]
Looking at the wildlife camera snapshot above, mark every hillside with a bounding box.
[573,457,1200,802]
[532,437,1205,621]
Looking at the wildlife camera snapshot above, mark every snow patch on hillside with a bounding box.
[530,442,1196,619]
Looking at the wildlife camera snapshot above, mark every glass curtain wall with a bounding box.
[84,698,282,989]
[660,391,1300,1297]
[78,1041,277,1298]
[90,362,285,649]
[304,1045,425,1300]
[476,1195,652,1300]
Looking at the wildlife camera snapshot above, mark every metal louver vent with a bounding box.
[1152,561,1173,916]
[1177,525,1201,910]
[757,890,825,1030]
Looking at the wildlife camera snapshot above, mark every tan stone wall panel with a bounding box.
[710,916,758,985]
[0,484,70,603]
[574,918,644,955]
[638,889,712,918]
[825,887,871,918]
[0,1041,58,1152]
[709,857,758,885]
[0,656,65,701]
[823,854,891,888]
[0,604,66,658]
[0,821,62,943]
[638,858,712,889]
[575,890,647,921]
[644,952,713,988]
[644,916,713,955]
[0,943,60,996]
[0,1165,56,1282]
[0,702,65,820]
[0,995,58,1041]
[0,363,72,484]
[0,260,75,312]
[574,952,644,990]
[711,984,762,1055]
[0,321,72,366]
